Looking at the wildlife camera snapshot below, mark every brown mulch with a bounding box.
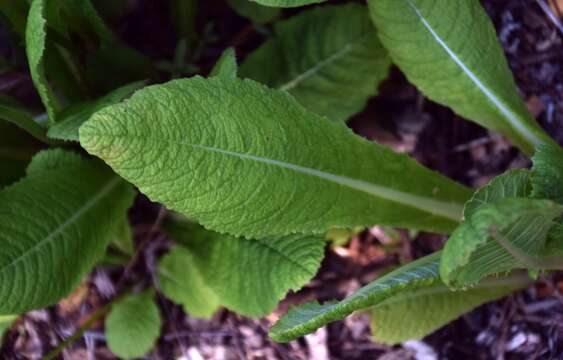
[1,0,563,359]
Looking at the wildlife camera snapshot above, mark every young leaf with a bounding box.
[161,217,325,317]
[227,0,280,23]
[80,76,471,237]
[105,290,161,359]
[368,0,554,154]
[240,4,391,122]
[47,81,146,142]
[369,274,528,344]
[270,252,443,342]
[463,169,530,219]
[531,143,563,204]
[440,198,563,288]
[249,0,326,7]
[209,48,238,79]
[158,246,220,318]
[0,150,135,314]
[26,0,60,124]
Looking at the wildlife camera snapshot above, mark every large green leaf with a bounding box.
[270,253,443,342]
[240,4,391,122]
[47,81,146,142]
[440,198,562,288]
[368,0,554,154]
[531,144,563,204]
[26,0,60,124]
[158,246,220,318]
[159,216,325,317]
[249,0,326,7]
[0,149,135,313]
[369,274,528,344]
[105,290,161,359]
[80,76,471,237]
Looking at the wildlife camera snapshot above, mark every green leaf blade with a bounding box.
[161,217,325,317]
[26,0,60,124]
[531,143,563,204]
[209,48,238,79]
[370,275,527,344]
[270,253,442,342]
[158,246,221,319]
[80,76,471,238]
[0,150,135,314]
[106,291,161,359]
[240,4,391,122]
[440,198,563,288]
[369,0,554,154]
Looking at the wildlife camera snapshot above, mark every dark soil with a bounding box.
[0,0,562,359]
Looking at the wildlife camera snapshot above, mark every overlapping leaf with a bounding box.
[0,149,134,313]
[270,253,442,342]
[531,144,563,204]
[369,0,554,154]
[159,217,325,317]
[158,246,220,318]
[80,76,471,237]
[240,4,391,122]
[369,274,528,344]
[47,81,146,142]
[26,0,59,123]
[106,290,161,359]
[440,198,562,288]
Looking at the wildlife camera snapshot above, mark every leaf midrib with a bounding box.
[403,0,542,148]
[277,31,371,92]
[0,176,121,277]
[100,133,464,222]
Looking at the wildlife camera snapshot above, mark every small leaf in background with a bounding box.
[240,4,391,122]
[531,143,563,204]
[105,290,161,359]
[369,0,554,154]
[80,76,471,238]
[159,216,325,317]
[158,246,220,318]
[209,48,238,79]
[26,0,60,123]
[47,81,146,142]
[227,0,280,24]
[463,169,531,219]
[0,149,135,314]
[440,198,562,289]
[369,274,528,344]
[249,0,326,7]
[270,253,442,342]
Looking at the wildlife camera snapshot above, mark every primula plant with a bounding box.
[0,0,562,358]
